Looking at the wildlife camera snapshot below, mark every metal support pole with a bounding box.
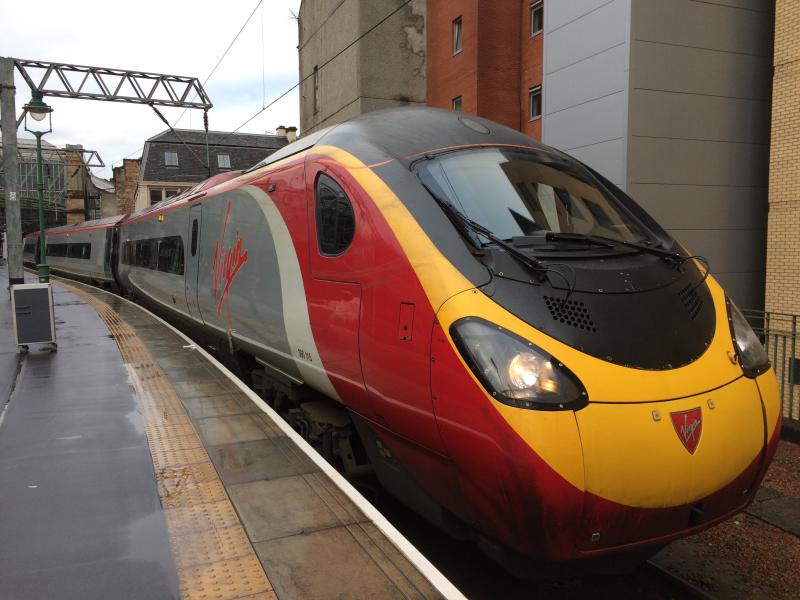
[1,56,24,286]
[34,132,49,283]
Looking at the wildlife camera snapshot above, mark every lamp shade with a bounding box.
[24,90,53,121]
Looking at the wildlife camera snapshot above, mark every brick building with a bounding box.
[766,0,800,316]
[426,0,543,139]
[112,158,140,216]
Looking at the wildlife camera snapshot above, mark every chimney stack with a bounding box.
[286,126,298,143]
[276,125,287,138]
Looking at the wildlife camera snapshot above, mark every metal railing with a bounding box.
[742,309,798,423]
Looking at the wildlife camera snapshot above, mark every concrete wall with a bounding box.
[541,0,632,188]
[766,0,800,315]
[298,0,425,135]
[627,0,773,309]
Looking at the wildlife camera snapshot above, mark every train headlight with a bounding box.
[727,298,770,377]
[450,317,588,410]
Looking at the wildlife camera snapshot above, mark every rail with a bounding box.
[742,309,798,423]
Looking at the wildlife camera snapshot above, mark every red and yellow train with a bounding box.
[26,108,781,572]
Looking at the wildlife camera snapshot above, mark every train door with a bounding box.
[305,167,371,415]
[185,204,204,322]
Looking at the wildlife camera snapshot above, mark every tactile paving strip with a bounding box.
[58,281,274,600]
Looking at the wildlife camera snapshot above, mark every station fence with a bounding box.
[742,309,799,423]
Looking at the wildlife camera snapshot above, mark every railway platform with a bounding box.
[0,267,462,600]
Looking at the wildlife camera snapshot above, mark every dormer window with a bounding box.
[164,151,178,167]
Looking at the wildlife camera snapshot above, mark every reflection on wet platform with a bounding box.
[0,271,456,599]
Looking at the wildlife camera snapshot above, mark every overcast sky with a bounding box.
[1,0,302,178]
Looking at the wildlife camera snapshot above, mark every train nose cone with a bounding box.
[573,375,775,552]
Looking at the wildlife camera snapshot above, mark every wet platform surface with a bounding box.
[0,267,458,600]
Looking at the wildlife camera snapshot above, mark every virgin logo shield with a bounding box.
[670,408,702,454]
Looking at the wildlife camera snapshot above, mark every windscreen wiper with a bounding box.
[430,194,549,282]
[531,232,685,263]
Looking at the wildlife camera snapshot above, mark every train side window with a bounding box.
[47,243,67,257]
[67,243,90,259]
[157,236,184,275]
[316,173,355,256]
[191,219,198,256]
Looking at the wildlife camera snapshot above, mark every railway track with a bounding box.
[644,560,716,600]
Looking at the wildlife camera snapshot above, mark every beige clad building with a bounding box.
[767,0,800,316]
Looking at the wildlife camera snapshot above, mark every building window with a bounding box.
[531,1,543,36]
[313,65,320,115]
[529,86,542,120]
[150,188,162,205]
[217,153,231,169]
[164,151,178,167]
[453,17,462,54]
[453,96,463,112]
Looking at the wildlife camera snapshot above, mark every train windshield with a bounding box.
[416,147,653,247]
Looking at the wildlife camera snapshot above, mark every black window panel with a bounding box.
[135,239,155,269]
[67,243,90,259]
[150,189,162,205]
[316,173,355,256]
[157,236,184,274]
[191,220,199,256]
[47,243,67,257]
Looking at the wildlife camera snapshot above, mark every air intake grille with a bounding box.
[678,283,703,320]
[544,296,597,332]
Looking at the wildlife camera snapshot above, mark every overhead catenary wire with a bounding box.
[215,0,414,145]
[174,0,264,129]
[103,0,411,177]
[149,103,211,176]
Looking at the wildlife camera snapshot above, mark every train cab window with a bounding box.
[315,173,355,256]
[191,219,198,256]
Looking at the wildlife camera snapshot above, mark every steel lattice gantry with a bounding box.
[14,59,213,110]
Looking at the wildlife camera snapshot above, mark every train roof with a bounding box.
[317,106,546,166]
[27,214,127,238]
[251,107,547,172]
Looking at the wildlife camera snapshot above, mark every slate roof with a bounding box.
[140,129,289,183]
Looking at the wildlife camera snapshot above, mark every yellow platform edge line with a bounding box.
[57,281,276,600]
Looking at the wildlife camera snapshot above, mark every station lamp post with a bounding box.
[23,90,53,283]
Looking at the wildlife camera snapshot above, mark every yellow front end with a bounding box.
[437,275,782,555]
